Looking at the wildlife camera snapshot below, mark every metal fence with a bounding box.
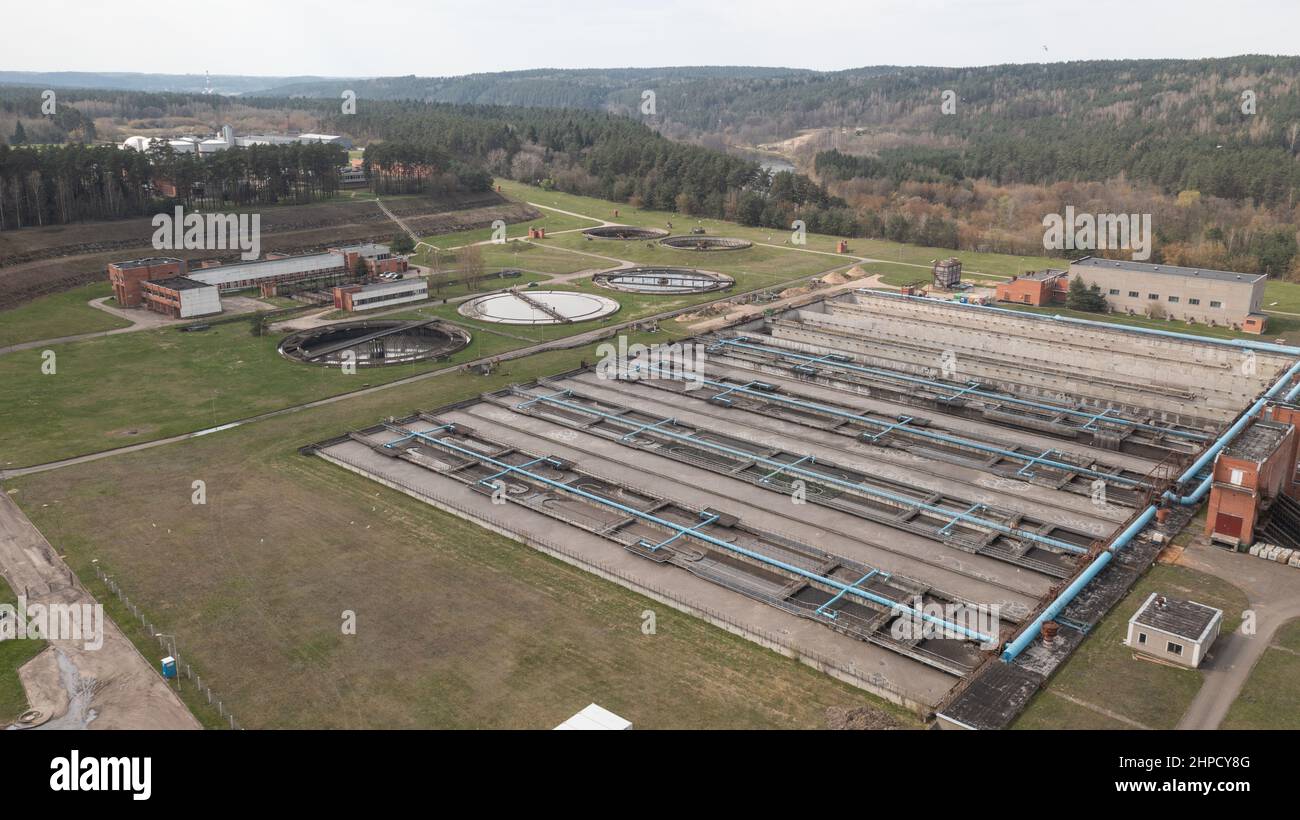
[93,563,241,730]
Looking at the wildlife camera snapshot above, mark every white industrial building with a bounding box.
[120,125,352,154]
[187,252,346,291]
[140,276,222,319]
[333,278,429,312]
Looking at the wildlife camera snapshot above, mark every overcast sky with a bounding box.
[11,0,1300,77]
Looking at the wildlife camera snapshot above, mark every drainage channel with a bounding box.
[493,383,1096,577]
[706,335,1212,455]
[361,418,996,674]
[621,359,1156,505]
[562,372,1131,540]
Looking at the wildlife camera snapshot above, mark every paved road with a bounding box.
[0,298,164,356]
[0,491,199,729]
[0,295,278,357]
[1175,540,1300,729]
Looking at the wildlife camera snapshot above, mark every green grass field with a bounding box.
[8,328,917,729]
[0,283,131,348]
[0,223,845,469]
[1272,616,1300,653]
[477,242,597,275]
[0,319,518,468]
[1013,564,1248,730]
[423,270,552,301]
[0,574,45,726]
[412,209,599,258]
[1011,690,1134,730]
[498,179,1062,277]
[1221,619,1300,730]
[538,230,852,284]
[1263,281,1300,315]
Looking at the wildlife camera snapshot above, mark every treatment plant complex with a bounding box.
[304,287,1300,726]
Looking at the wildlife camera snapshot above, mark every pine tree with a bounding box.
[1067,277,1108,313]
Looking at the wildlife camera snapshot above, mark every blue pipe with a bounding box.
[709,337,1210,442]
[815,570,880,619]
[634,362,1145,488]
[1002,356,1300,660]
[1161,359,1300,505]
[521,390,1090,555]
[1000,507,1156,661]
[385,423,994,643]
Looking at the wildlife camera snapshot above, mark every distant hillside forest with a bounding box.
[0,88,855,237]
[254,59,1300,190]
[4,57,1300,277]
[253,58,1300,278]
[346,100,858,235]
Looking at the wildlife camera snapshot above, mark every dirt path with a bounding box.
[526,201,615,227]
[1054,692,1154,729]
[0,491,199,730]
[1174,540,1300,729]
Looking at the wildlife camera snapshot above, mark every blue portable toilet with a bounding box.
[161,656,177,679]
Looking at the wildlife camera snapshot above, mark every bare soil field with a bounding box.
[0,192,540,310]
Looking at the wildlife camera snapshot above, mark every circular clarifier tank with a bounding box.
[659,235,752,251]
[279,320,470,367]
[582,225,669,240]
[458,290,620,325]
[593,267,734,294]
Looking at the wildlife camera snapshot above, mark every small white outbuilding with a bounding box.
[553,703,632,730]
[1125,592,1223,669]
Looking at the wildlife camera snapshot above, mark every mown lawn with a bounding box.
[412,209,599,256]
[0,282,131,348]
[0,574,45,726]
[8,327,918,729]
[496,179,1062,277]
[0,319,519,468]
[1013,564,1248,730]
[1221,619,1300,730]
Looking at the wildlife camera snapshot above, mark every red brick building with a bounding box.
[107,244,409,311]
[107,257,187,307]
[140,277,221,318]
[332,244,408,277]
[994,269,1070,306]
[1205,416,1298,547]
